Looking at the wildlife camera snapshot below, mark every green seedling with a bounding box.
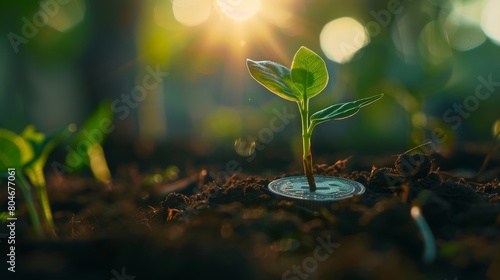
[0,102,113,237]
[247,46,383,191]
[65,101,113,184]
[0,125,71,237]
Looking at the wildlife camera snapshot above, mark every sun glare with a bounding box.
[167,0,296,66]
[159,0,299,101]
[172,0,212,27]
[216,0,261,21]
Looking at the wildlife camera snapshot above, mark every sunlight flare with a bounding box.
[172,0,211,26]
[216,0,261,21]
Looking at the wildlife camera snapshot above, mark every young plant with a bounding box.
[64,101,113,184]
[0,125,71,237]
[247,46,383,191]
[0,103,113,237]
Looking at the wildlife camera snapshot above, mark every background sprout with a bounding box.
[0,126,71,237]
[65,101,113,184]
[0,103,113,238]
[247,46,383,191]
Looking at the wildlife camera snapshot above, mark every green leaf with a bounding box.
[246,59,300,102]
[66,101,113,171]
[0,212,9,223]
[310,94,384,126]
[291,46,329,99]
[21,125,72,188]
[0,128,34,169]
[21,125,71,167]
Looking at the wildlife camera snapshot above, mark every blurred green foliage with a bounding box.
[0,0,499,164]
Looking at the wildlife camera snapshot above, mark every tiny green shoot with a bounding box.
[65,101,113,184]
[0,125,71,237]
[0,102,113,237]
[247,46,383,191]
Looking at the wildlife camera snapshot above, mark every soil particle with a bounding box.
[434,181,480,212]
[155,192,191,222]
[208,177,272,206]
[396,154,432,179]
[364,199,423,260]
[453,204,500,228]
[418,191,453,230]
[420,172,443,188]
[161,192,191,210]
[367,167,405,192]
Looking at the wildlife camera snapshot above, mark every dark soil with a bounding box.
[1,153,499,280]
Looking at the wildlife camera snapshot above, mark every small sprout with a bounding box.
[65,101,113,183]
[0,102,115,237]
[411,205,436,264]
[247,46,383,191]
[0,125,72,237]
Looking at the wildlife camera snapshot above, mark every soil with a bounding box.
[1,153,499,280]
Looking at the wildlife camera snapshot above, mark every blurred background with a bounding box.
[1,0,499,175]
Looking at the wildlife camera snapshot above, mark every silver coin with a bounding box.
[268,176,365,202]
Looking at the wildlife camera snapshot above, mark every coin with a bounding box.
[268,176,365,202]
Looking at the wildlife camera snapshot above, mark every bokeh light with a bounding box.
[320,17,369,64]
[451,0,484,25]
[418,21,452,63]
[3,0,500,167]
[440,0,488,52]
[481,0,500,45]
[234,137,256,156]
[46,0,86,32]
[172,0,211,27]
[444,13,486,52]
[217,0,261,21]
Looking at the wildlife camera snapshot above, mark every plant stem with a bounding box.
[32,168,57,238]
[299,102,316,191]
[17,173,44,237]
[38,185,57,237]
